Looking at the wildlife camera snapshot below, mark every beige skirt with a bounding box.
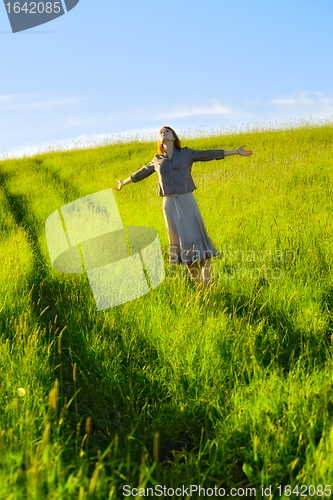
[163,192,219,266]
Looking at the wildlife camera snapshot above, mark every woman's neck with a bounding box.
[163,142,174,158]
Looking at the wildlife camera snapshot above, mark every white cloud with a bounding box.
[0,93,85,111]
[63,115,102,129]
[1,91,333,160]
[270,91,333,114]
[271,91,315,106]
[155,101,233,120]
[0,127,159,160]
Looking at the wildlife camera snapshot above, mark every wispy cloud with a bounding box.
[270,91,333,114]
[0,93,86,111]
[1,91,333,159]
[155,101,233,120]
[0,127,158,160]
[63,115,103,129]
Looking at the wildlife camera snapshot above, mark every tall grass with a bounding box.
[0,122,333,498]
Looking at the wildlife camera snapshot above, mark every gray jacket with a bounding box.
[130,147,225,196]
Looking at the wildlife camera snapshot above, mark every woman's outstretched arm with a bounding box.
[224,145,253,156]
[113,177,132,191]
[114,160,155,191]
[190,145,253,162]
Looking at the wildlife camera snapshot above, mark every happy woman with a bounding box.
[113,126,253,288]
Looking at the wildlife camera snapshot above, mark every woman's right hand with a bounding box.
[113,180,123,191]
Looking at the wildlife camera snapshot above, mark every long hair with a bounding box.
[157,126,181,154]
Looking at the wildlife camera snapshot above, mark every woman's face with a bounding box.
[159,127,175,144]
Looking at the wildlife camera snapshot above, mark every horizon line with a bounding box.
[1,116,332,162]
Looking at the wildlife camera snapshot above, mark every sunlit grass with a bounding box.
[1,121,333,497]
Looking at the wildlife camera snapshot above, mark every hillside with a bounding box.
[1,123,333,497]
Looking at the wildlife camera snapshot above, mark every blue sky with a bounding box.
[1,0,332,158]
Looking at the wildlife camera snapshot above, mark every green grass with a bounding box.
[1,121,333,498]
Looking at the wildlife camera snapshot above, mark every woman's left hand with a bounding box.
[237,145,253,156]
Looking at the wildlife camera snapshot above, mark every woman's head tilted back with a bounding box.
[157,126,181,154]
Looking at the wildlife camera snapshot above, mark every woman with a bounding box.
[114,127,253,288]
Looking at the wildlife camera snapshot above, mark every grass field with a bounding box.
[1,122,333,499]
